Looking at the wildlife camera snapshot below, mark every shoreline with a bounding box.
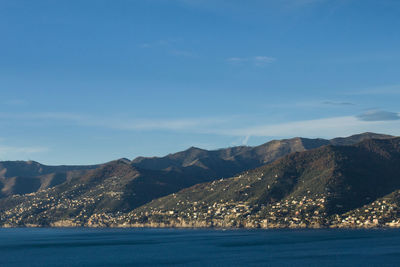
[2,223,400,229]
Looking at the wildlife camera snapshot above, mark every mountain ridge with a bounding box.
[0,132,393,201]
[116,137,400,228]
[0,132,397,228]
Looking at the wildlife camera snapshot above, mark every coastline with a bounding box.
[2,221,400,229]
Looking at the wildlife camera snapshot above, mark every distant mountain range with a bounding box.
[0,132,398,228]
[0,161,99,198]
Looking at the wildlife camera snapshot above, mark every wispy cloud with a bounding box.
[0,136,49,160]
[101,117,230,131]
[139,39,180,49]
[221,116,362,137]
[0,112,231,132]
[0,112,83,121]
[322,101,355,106]
[214,116,400,139]
[242,135,251,145]
[283,0,327,8]
[0,145,49,160]
[227,57,247,63]
[227,56,276,66]
[139,38,195,57]
[175,0,327,10]
[357,110,400,122]
[3,99,27,106]
[254,56,276,66]
[346,84,400,96]
[1,111,399,142]
[170,49,196,57]
[260,99,356,110]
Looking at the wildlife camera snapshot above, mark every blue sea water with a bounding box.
[0,228,400,266]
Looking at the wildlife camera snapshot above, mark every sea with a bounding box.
[1,228,400,266]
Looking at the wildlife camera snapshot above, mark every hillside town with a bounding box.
[2,185,400,229]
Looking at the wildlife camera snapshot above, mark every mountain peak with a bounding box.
[116,158,131,164]
[330,132,393,146]
[186,146,205,152]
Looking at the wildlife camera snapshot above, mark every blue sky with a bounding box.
[1,0,400,164]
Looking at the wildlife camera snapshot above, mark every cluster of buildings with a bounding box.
[108,195,328,228]
[103,195,400,229]
[2,178,400,229]
[0,185,97,227]
[329,198,400,228]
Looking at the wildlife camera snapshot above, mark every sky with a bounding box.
[0,0,400,165]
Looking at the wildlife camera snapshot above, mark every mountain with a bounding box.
[0,161,98,198]
[1,133,386,201]
[0,132,396,227]
[330,132,393,145]
[131,132,392,172]
[116,137,400,228]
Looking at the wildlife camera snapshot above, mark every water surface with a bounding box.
[0,228,399,266]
